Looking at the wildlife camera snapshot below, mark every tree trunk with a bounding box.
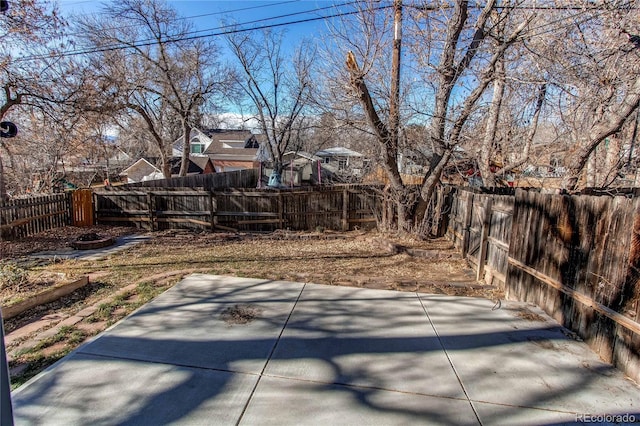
[161,148,171,179]
[179,121,192,177]
[478,58,505,188]
[586,152,596,188]
[416,149,452,235]
[602,135,622,187]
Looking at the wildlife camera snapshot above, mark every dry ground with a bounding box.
[1,225,502,388]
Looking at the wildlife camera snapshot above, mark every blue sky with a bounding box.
[53,0,362,127]
[57,0,349,45]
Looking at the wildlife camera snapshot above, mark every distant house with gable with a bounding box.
[173,128,262,172]
[120,158,163,183]
[316,147,368,177]
[264,147,369,187]
[120,156,215,183]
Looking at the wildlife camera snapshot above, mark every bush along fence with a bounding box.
[447,187,640,383]
[93,185,382,232]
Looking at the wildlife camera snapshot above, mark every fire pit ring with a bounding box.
[71,233,116,250]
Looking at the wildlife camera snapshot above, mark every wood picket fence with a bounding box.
[0,193,71,240]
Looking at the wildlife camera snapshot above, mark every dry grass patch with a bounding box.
[4,227,502,389]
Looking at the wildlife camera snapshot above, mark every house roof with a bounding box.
[169,156,210,175]
[189,156,214,171]
[202,129,259,156]
[202,129,259,147]
[121,156,213,177]
[173,127,261,160]
[120,158,159,176]
[208,153,257,162]
[284,151,321,161]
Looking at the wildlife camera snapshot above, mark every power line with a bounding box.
[14,1,636,63]
[33,0,365,61]
[160,1,363,40]
[17,2,385,62]
[60,0,303,38]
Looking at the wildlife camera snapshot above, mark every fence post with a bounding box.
[476,197,493,282]
[147,192,156,231]
[209,192,217,232]
[461,191,474,258]
[342,187,349,231]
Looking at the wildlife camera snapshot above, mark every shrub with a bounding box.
[0,261,29,291]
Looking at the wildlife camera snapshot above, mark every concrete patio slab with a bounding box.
[472,402,582,426]
[10,275,640,425]
[266,285,466,398]
[79,275,304,374]
[420,294,640,417]
[241,375,479,426]
[12,353,259,426]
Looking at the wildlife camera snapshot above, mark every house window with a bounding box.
[190,137,205,154]
[338,159,348,170]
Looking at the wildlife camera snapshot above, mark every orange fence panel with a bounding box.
[72,189,94,227]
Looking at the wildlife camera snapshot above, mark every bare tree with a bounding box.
[473,7,548,188]
[76,0,235,177]
[0,0,70,197]
[226,29,315,187]
[326,0,530,234]
[526,3,640,190]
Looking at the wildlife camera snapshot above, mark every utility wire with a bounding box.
[24,0,365,60]
[155,1,363,41]
[14,1,636,63]
[60,0,303,38]
[16,3,388,62]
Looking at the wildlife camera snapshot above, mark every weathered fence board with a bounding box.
[505,190,639,375]
[121,169,258,191]
[94,186,382,233]
[448,187,640,382]
[447,188,514,287]
[72,189,94,227]
[0,194,71,240]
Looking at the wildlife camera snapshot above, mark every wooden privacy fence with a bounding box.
[0,193,71,240]
[94,186,380,232]
[121,169,259,191]
[447,187,640,382]
[448,188,514,286]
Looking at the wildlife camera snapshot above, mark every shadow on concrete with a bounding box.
[12,277,640,425]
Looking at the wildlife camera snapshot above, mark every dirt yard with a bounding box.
[1,225,502,388]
